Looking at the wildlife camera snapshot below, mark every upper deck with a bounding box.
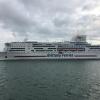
[3,35,100,53]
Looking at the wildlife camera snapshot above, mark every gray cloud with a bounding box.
[0,0,35,36]
[0,0,100,46]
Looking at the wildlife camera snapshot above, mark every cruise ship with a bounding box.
[0,35,100,60]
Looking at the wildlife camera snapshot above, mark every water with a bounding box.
[0,60,100,100]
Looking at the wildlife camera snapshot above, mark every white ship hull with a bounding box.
[0,57,100,60]
[0,52,100,60]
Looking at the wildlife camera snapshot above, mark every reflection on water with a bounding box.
[0,60,100,100]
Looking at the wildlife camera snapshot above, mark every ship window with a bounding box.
[11,48,25,49]
[5,43,11,46]
[31,50,34,52]
[48,48,56,49]
[36,50,53,51]
[32,46,55,47]
[34,48,43,49]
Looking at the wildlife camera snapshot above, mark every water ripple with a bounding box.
[0,60,100,100]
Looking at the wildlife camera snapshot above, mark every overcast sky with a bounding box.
[0,0,100,50]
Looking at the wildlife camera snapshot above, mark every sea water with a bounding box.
[0,60,100,100]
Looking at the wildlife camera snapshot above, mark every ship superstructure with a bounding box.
[0,35,100,60]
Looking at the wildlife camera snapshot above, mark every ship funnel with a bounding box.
[72,35,86,42]
[24,38,28,42]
